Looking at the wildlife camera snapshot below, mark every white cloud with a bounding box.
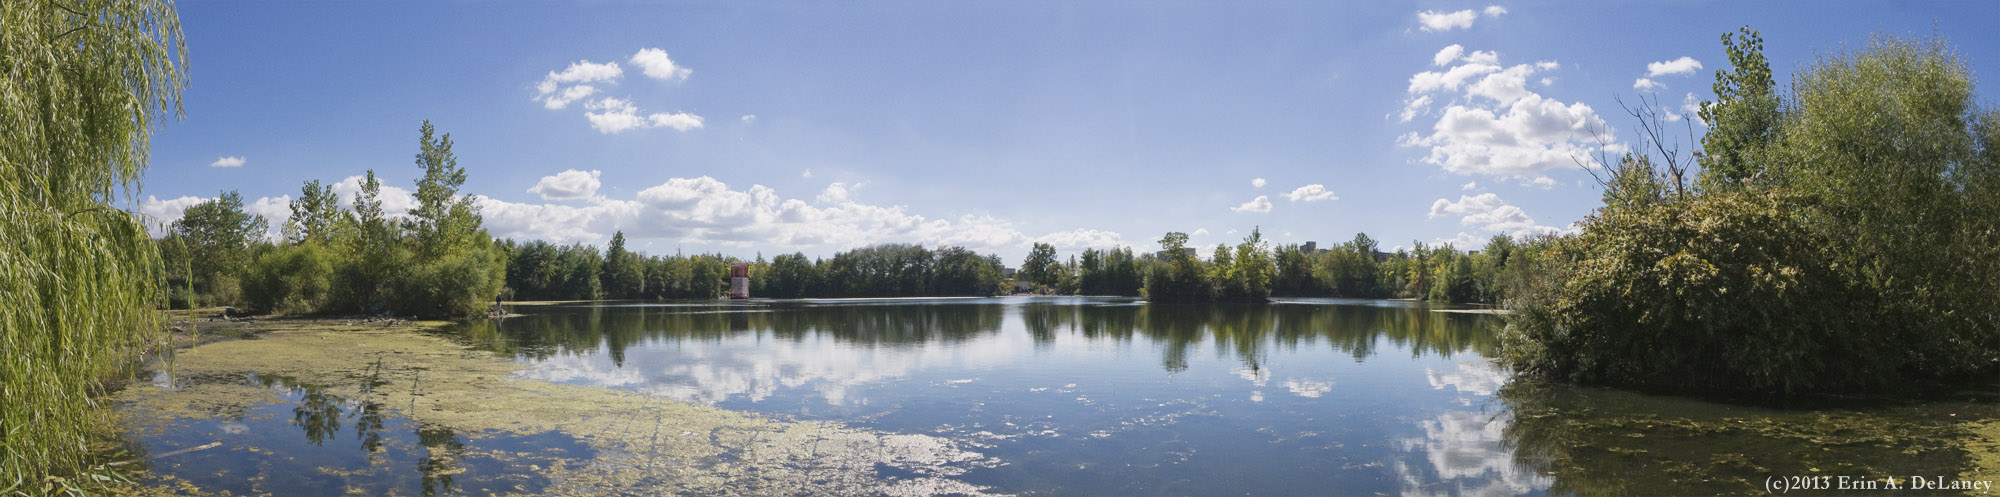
[1402,48,1615,180]
[1432,45,1465,67]
[1416,6,1503,32]
[209,156,245,168]
[535,60,622,109]
[1281,184,1338,202]
[1192,228,1210,237]
[741,114,757,123]
[475,175,1130,254]
[1427,193,1563,237]
[540,85,599,110]
[1632,78,1663,91]
[1416,9,1479,32]
[1461,181,1478,191]
[1681,92,1706,126]
[1251,178,1267,188]
[1646,56,1703,77]
[583,97,703,134]
[1527,176,1557,189]
[1461,50,1501,65]
[329,175,418,217]
[136,194,289,240]
[802,169,812,178]
[1231,195,1273,213]
[1407,63,1501,94]
[629,48,692,81]
[1399,95,1434,123]
[528,169,602,200]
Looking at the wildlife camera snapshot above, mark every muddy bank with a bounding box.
[114,319,1006,496]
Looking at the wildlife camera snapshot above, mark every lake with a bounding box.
[119,297,1998,496]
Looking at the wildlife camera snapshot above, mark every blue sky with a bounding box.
[135,1,2000,261]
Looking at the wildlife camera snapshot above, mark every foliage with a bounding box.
[1019,242,1059,289]
[162,191,267,305]
[1696,27,1781,189]
[1504,31,2000,393]
[1142,232,1213,303]
[242,242,337,315]
[2,0,186,489]
[1077,247,1143,296]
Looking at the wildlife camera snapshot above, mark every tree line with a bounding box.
[1012,228,1544,305]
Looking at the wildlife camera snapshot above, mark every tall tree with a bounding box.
[285,179,344,245]
[1696,26,1780,188]
[602,231,644,298]
[2,0,188,484]
[408,120,480,260]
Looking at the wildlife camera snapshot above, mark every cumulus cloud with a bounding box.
[1231,195,1273,213]
[1251,178,1267,188]
[1461,181,1478,191]
[1646,56,1703,77]
[1417,5,1504,32]
[1401,48,1613,180]
[535,60,622,109]
[741,114,757,123]
[1427,193,1563,237]
[1432,45,1465,67]
[329,175,418,216]
[536,51,703,133]
[801,169,812,178]
[583,97,703,134]
[1632,78,1663,91]
[136,194,290,240]
[1281,184,1337,202]
[1417,9,1478,32]
[528,169,603,200]
[210,156,245,168]
[478,175,1127,253]
[629,48,692,81]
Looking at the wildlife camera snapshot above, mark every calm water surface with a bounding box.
[126,297,1998,496]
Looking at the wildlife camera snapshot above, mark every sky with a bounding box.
[134,1,2000,262]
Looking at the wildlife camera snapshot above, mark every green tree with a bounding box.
[1696,26,1780,189]
[1143,232,1213,303]
[170,191,268,304]
[601,231,644,298]
[1020,242,1058,288]
[2,0,187,485]
[284,179,345,245]
[408,120,481,259]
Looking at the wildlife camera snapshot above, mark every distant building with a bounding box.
[1374,250,1393,262]
[1302,241,1316,253]
[1002,267,1017,279]
[729,263,750,299]
[1155,247,1198,260]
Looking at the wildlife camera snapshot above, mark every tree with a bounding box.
[1020,242,1058,289]
[170,191,268,302]
[602,231,645,298]
[1696,26,1780,189]
[408,120,481,260]
[1143,232,1212,303]
[285,179,345,245]
[3,0,188,485]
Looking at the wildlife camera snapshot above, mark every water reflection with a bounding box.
[433,298,1993,496]
[462,298,1499,379]
[128,372,590,497]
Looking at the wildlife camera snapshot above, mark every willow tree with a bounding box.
[1,0,187,489]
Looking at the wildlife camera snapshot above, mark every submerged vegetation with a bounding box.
[1502,29,2000,394]
[1,0,185,492]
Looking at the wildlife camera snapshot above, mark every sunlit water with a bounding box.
[123,297,1998,496]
